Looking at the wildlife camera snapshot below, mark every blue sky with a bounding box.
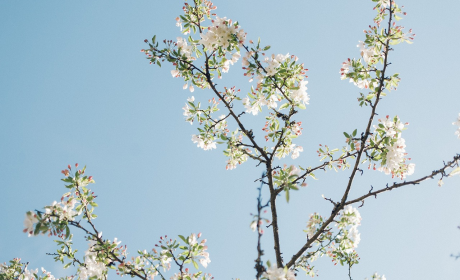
[1,0,459,279]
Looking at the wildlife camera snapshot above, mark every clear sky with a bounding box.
[1,0,459,279]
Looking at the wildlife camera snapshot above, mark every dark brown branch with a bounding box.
[345,154,460,206]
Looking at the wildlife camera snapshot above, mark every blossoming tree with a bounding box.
[2,0,460,279]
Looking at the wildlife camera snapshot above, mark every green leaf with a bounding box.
[192,259,199,270]
[343,132,350,138]
[297,103,306,110]
[285,189,290,203]
[34,223,41,235]
[65,225,70,239]
[279,103,289,110]
[63,262,72,269]
[178,235,188,244]
[352,129,357,137]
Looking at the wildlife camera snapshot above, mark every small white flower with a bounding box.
[250,220,257,232]
[438,179,444,187]
[263,265,296,280]
[23,212,38,237]
[171,69,180,77]
[453,113,460,139]
[291,80,309,105]
[291,146,303,159]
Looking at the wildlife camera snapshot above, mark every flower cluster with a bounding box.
[187,98,229,152]
[183,96,198,124]
[242,43,309,111]
[242,93,279,116]
[305,213,323,240]
[192,134,217,150]
[453,113,460,139]
[199,16,246,50]
[43,199,79,223]
[340,1,413,106]
[290,80,310,105]
[365,272,387,280]
[272,144,303,160]
[78,240,107,280]
[263,53,289,76]
[176,37,194,61]
[371,116,415,179]
[23,212,39,237]
[340,57,379,90]
[262,265,296,280]
[171,271,214,280]
[188,233,211,268]
[0,258,61,280]
[223,131,250,170]
[358,41,380,65]
[335,206,362,254]
[23,164,97,239]
[115,233,210,279]
[272,165,306,202]
[290,121,303,136]
[221,52,241,74]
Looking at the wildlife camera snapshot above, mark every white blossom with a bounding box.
[366,272,387,280]
[374,116,415,178]
[263,265,296,280]
[23,212,38,237]
[378,0,390,8]
[260,94,279,109]
[171,70,180,78]
[198,16,245,50]
[263,53,288,76]
[358,41,377,64]
[340,59,353,79]
[453,113,460,139]
[176,37,193,60]
[305,213,322,239]
[290,80,309,105]
[175,17,182,31]
[191,135,216,151]
[291,146,303,159]
[78,240,106,280]
[23,267,38,280]
[242,97,260,115]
